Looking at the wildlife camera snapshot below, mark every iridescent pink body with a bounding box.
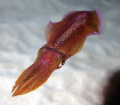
[12,9,106,96]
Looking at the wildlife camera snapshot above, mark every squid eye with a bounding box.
[56,61,65,69]
[61,61,65,65]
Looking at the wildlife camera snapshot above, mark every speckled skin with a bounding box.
[12,10,105,96]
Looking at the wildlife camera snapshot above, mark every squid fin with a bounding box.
[96,9,106,34]
[86,9,106,36]
[44,21,63,41]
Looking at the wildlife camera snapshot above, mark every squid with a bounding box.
[12,9,106,96]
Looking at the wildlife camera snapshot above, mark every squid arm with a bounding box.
[12,9,106,96]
